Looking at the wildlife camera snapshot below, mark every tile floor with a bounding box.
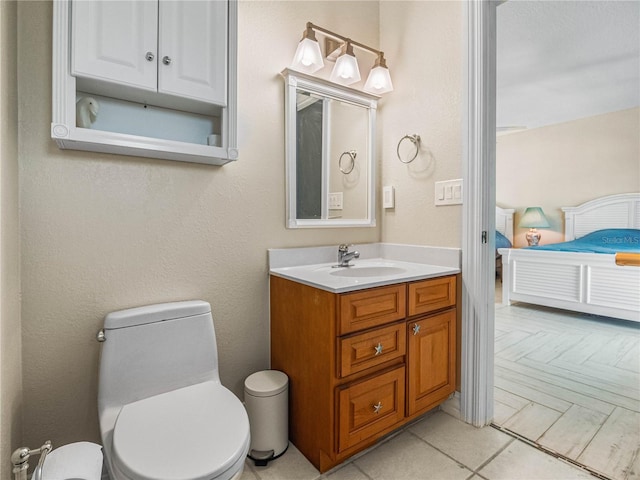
[239,410,595,480]
[493,302,640,480]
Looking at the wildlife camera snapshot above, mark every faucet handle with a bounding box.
[338,244,351,252]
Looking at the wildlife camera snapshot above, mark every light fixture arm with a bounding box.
[306,22,386,60]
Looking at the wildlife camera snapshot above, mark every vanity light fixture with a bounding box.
[291,24,324,73]
[330,41,361,86]
[290,22,393,94]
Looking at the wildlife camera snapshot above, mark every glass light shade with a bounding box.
[518,207,550,228]
[291,37,324,74]
[330,47,361,86]
[364,65,393,94]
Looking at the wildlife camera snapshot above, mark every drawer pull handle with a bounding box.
[374,343,383,356]
[412,323,421,335]
[373,402,383,414]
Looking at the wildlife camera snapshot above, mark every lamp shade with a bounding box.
[364,55,393,95]
[330,43,361,86]
[519,207,550,228]
[291,37,324,74]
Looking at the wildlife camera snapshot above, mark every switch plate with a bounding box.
[435,179,463,206]
[383,185,395,209]
[329,192,343,209]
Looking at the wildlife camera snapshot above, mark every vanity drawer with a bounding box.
[339,285,406,335]
[408,276,456,316]
[339,322,406,378]
[337,366,405,452]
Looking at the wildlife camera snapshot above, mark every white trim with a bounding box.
[461,0,497,427]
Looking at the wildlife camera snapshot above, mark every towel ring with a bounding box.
[339,150,356,174]
[397,134,421,164]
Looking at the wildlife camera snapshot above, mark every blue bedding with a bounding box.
[496,231,512,249]
[525,229,640,254]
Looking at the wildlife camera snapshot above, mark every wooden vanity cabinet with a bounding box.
[270,274,458,473]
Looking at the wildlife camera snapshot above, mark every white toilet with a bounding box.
[97,300,250,480]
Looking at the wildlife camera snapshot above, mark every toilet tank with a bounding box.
[98,300,220,412]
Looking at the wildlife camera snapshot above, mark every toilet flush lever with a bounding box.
[96,329,106,342]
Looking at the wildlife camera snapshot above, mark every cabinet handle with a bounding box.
[145,51,155,62]
[412,323,421,335]
[374,343,383,356]
[372,402,383,414]
[162,56,172,65]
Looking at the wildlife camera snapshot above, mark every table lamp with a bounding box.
[519,207,550,246]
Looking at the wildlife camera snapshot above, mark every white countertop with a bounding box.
[270,257,460,293]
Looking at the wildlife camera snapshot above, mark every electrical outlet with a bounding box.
[329,192,343,209]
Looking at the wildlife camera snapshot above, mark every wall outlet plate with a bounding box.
[329,192,343,209]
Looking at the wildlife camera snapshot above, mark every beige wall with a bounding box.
[1,0,22,476]
[18,1,381,447]
[497,107,640,247]
[379,1,463,247]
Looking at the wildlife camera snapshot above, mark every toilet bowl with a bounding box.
[97,301,250,480]
[40,442,103,480]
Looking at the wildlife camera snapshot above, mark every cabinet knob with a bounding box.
[372,402,383,414]
[412,323,421,335]
[145,51,155,62]
[162,56,172,65]
[374,343,383,356]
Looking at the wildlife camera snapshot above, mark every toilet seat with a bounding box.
[112,381,250,480]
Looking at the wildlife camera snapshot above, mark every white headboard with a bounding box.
[496,206,515,244]
[562,193,640,240]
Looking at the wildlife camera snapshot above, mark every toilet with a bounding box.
[97,300,250,480]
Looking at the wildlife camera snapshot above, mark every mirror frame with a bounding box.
[282,68,378,228]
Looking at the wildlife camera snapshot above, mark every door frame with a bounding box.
[460,0,497,427]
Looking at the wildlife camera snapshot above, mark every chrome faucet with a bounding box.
[337,244,360,267]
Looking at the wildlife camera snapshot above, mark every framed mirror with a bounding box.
[282,69,378,228]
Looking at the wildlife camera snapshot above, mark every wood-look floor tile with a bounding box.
[577,407,640,480]
[537,404,608,459]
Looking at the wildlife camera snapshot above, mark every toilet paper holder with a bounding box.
[11,441,52,480]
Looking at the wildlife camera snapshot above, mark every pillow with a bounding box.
[577,228,640,246]
[495,230,512,249]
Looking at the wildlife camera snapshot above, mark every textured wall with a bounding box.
[379,1,463,247]
[19,1,380,447]
[1,0,22,476]
[496,107,640,247]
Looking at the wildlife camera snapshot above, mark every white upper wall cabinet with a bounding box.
[72,1,158,92]
[52,0,238,166]
[158,1,227,106]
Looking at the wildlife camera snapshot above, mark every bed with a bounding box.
[495,206,515,280]
[499,193,640,323]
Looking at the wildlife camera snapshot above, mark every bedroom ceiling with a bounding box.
[497,1,640,131]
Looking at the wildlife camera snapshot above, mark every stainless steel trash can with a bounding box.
[244,370,289,466]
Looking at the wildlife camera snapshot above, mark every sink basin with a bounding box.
[330,266,407,278]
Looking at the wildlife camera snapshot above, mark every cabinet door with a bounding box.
[72,1,158,91]
[407,309,456,416]
[158,1,228,106]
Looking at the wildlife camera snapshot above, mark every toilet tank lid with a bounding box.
[104,301,211,330]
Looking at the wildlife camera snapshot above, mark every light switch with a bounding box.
[445,185,453,199]
[383,185,395,209]
[435,179,463,206]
